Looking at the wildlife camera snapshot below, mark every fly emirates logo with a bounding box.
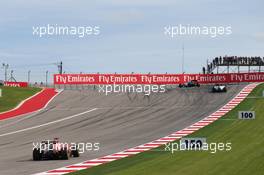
[55,75,95,84]
[231,73,264,82]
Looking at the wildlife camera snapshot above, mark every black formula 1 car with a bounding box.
[179,80,200,88]
[212,84,227,93]
[33,138,79,161]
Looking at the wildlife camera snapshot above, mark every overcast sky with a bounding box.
[0,0,263,83]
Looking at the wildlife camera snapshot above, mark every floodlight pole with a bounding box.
[46,70,48,87]
[2,63,9,81]
[28,70,31,84]
[58,61,63,74]
[182,43,185,73]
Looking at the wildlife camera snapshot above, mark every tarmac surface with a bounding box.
[0,85,244,175]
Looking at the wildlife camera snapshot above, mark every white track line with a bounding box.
[33,83,260,175]
[0,108,97,137]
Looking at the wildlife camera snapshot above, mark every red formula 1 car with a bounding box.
[33,138,79,161]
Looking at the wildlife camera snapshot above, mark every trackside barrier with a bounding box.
[54,73,264,85]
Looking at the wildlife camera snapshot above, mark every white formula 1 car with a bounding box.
[212,84,227,93]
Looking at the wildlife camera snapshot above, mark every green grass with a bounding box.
[0,86,41,112]
[70,83,264,175]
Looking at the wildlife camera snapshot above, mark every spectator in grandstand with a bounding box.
[202,67,206,74]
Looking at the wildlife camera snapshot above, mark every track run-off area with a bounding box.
[0,84,249,175]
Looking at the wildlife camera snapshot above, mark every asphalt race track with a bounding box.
[0,85,245,175]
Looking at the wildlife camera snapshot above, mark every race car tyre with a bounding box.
[60,149,69,160]
[33,148,42,161]
[71,149,80,157]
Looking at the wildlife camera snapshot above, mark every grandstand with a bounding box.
[203,56,264,74]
